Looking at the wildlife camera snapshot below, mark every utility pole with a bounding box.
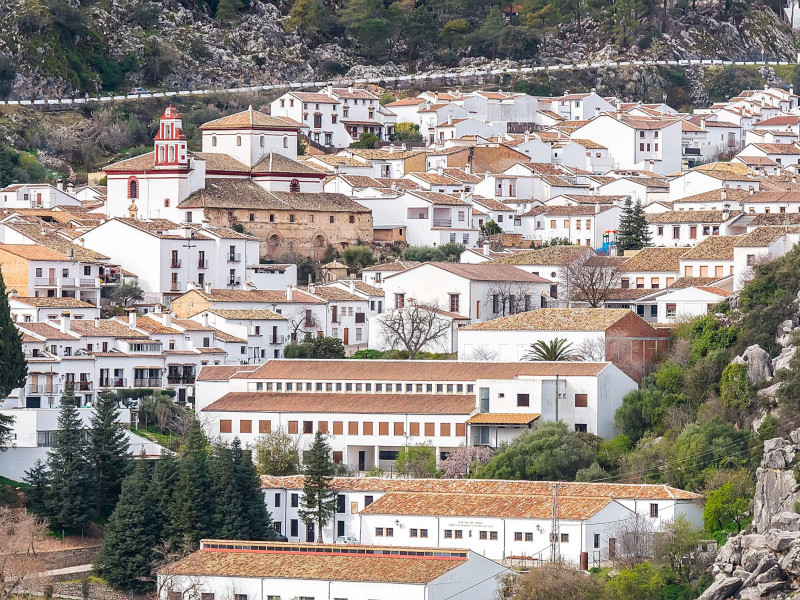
[550,482,561,563]
[554,373,560,422]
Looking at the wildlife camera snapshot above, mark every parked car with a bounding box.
[130,87,151,95]
[334,536,358,545]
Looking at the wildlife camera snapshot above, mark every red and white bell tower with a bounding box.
[154,105,189,170]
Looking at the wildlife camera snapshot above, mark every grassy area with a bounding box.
[0,476,29,490]
[132,425,177,448]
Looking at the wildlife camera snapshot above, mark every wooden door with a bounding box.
[343,328,349,345]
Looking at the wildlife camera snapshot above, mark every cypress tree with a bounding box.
[616,199,652,252]
[151,450,179,548]
[232,438,275,540]
[95,454,156,593]
[0,268,27,448]
[210,442,245,539]
[297,431,337,543]
[90,391,131,514]
[45,383,96,532]
[24,459,49,514]
[171,419,211,550]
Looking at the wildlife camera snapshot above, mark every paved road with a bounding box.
[2,58,796,107]
[38,563,93,578]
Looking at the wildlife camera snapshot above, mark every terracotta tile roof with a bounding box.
[409,172,461,186]
[169,317,214,331]
[693,161,756,176]
[192,288,325,304]
[696,286,731,297]
[251,153,326,175]
[130,316,182,335]
[338,175,383,188]
[735,226,799,247]
[72,319,149,338]
[202,392,476,414]
[374,178,421,191]
[213,330,247,343]
[362,492,614,520]
[261,475,700,500]
[466,413,541,424]
[0,243,67,261]
[558,194,629,204]
[303,286,362,301]
[12,296,96,308]
[682,121,705,133]
[420,262,550,283]
[243,359,610,380]
[362,260,421,272]
[526,205,613,217]
[347,149,425,160]
[335,280,384,297]
[461,308,636,332]
[750,142,800,155]
[442,168,482,183]
[679,235,740,260]
[196,365,258,381]
[104,151,156,172]
[408,191,471,206]
[385,97,427,107]
[754,115,800,126]
[163,542,466,583]
[110,218,211,240]
[180,180,368,213]
[471,197,514,212]
[647,210,742,224]
[487,245,592,266]
[748,212,800,226]
[568,138,607,149]
[621,247,687,272]
[17,322,80,340]
[667,276,723,289]
[735,156,779,166]
[199,109,299,131]
[309,156,367,167]
[331,87,380,100]
[207,309,286,320]
[672,189,750,204]
[290,92,338,103]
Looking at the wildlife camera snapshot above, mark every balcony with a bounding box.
[75,381,92,391]
[134,378,162,388]
[270,335,285,345]
[170,282,182,292]
[432,219,452,228]
[198,259,209,269]
[79,278,97,287]
[27,384,61,395]
[99,378,127,388]
[170,259,182,268]
[227,277,241,287]
[227,252,242,263]
[167,375,196,385]
[34,277,75,287]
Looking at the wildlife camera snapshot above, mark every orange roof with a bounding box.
[164,541,467,583]
[461,308,636,332]
[466,413,541,424]
[260,475,702,500]
[0,244,68,261]
[199,108,299,131]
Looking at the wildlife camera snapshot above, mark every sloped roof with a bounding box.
[199,109,299,131]
[487,245,592,266]
[679,235,740,260]
[461,308,636,332]
[420,262,550,283]
[621,247,687,272]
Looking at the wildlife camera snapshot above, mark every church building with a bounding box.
[103,105,373,260]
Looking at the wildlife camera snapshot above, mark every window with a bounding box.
[490,531,498,540]
[454,530,463,539]
[290,519,299,537]
[517,393,530,407]
[291,493,299,507]
[128,178,138,199]
[444,530,453,539]
[420,528,428,538]
[666,303,677,318]
[240,420,252,433]
[525,532,533,542]
[394,293,405,309]
[575,394,588,408]
[288,421,298,434]
[260,420,271,433]
[303,421,313,434]
[575,424,588,432]
[236,136,242,146]
[673,226,680,240]
[650,503,659,518]
[651,277,659,289]
[410,528,419,537]
[514,532,522,541]
[275,493,281,507]
[594,533,600,548]
[561,533,569,543]
[440,423,451,437]
[365,495,374,507]
[449,294,460,313]
[376,527,385,537]
[290,179,300,193]
[220,420,232,433]
[202,595,216,600]
[385,527,394,537]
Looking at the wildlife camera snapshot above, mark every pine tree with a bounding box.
[171,419,211,550]
[0,268,27,448]
[45,383,96,532]
[95,454,156,593]
[24,459,49,514]
[90,391,131,514]
[616,199,652,252]
[151,450,179,548]
[209,442,245,539]
[232,438,275,540]
[298,431,337,543]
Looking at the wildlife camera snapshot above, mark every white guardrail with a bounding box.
[0,59,795,107]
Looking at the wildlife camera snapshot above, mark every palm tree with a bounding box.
[523,338,578,361]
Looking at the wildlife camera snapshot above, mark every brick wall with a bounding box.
[605,312,672,383]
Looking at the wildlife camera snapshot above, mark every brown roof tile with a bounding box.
[621,247,687,272]
[461,308,636,332]
[419,262,550,283]
[487,245,592,267]
[735,226,800,247]
[196,365,258,381]
[647,210,743,224]
[208,309,286,320]
[679,235,740,260]
[12,296,97,308]
[199,109,299,131]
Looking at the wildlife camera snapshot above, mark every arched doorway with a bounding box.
[312,234,326,261]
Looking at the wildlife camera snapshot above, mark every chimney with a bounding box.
[56,179,64,191]
[723,203,730,220]
[389,144,395,154]
[128,309,137,329]
[349,280,356,294]
[204,281,212,294]
[79,237,85,247]
[203,312,210,327]
[595,203,601,214]
[67,182,74,194]
[437,165,443,175]
[793,174,798,184]
[348,86,354,94]
[595,106,601,118]
[447,114,452,125]
[308,283,316,295]
[524,131,530,143]
[721,188,728,202]
[60,311,70,333]
[94,316,100,328]
[286,284,293,301]
[401,143,407,151]
[483,242,490,256]
[164,313,171,327]
[464,162,471,174]
[749,186,755,195]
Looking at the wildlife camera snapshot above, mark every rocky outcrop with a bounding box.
[701,430,800,599]
[733,345,773,385]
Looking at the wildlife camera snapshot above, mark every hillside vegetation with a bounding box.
[0,0,797,99]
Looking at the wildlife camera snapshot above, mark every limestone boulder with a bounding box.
[732,344,773,384]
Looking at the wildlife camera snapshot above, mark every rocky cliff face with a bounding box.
[700,432,800,600]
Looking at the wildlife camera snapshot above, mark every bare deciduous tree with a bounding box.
[484,281,540,318]
[469,345,498,361]
[608,512,654,567]
[561,254,622,307]
[287,308,321,342]
[0,507,48,600]
[378,300,453,358]
[153,543,202,600]
[576,336,606,361]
